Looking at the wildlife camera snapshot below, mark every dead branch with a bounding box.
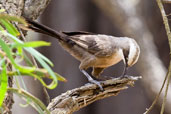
[47,76,141,114]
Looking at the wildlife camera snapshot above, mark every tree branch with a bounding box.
[22,0,52,19]
[47,76,141,114]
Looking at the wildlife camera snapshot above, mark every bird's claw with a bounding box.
[88,79,103,91]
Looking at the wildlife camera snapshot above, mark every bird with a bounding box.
[19,18,140,90]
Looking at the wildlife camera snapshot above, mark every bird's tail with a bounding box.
[19,18,71,43]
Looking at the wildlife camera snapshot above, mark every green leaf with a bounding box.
[8,69,67,82]
[25,47,53,66]
[1,32,57,89]
[55,73,67,82]
[0,38,35,73]
[3,32,53,66]
[0,25,4,31]
[32,54,57,89]
[35,70,66,82]
[2,31,22,43]
[13,41,51,48]
[28,72,57,89]
[0,60,8,106]
[17,47,23,56]
[0,14,27,25]
[23,52,34,67]
[8,88,50,114]
[0,19,20,36]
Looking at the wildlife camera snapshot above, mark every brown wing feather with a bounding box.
[70,34,116,57]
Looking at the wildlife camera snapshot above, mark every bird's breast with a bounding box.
[94,49,124,68]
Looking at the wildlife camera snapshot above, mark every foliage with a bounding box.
[0,12,66,113]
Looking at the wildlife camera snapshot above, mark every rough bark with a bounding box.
[47,76,141,114]
[22,0,51,19]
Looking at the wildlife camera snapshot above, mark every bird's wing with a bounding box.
[70,34,116,57]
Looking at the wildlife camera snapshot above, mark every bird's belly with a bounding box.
[94,54,122,68]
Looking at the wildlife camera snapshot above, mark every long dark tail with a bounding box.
[22,18,72,43]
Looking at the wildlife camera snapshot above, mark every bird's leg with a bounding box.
[80,69,103,90]
[120,64,129,78]
[92,67,112,80]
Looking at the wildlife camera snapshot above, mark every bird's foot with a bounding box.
[80,69,103,90]
[87,78,103,91]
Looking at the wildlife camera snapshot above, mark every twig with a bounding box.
[161,67,171,114]
[157,0,171,46]
[156,0,171,114]
[8,88,50,114]
[144,0,171,114]
[144,62,170,114]
[47,76,141,114]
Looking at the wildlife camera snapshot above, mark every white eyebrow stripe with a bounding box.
[128,39,138,66]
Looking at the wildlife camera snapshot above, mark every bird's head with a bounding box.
[122,38,140,67]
